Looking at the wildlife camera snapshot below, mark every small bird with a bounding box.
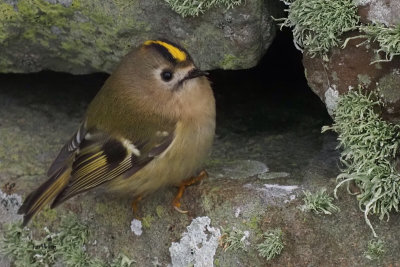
[18,39,216,226]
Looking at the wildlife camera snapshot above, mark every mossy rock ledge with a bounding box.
[0,0,280,74]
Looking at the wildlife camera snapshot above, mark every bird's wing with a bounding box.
[49,121,175,207]
[47,122,87,177]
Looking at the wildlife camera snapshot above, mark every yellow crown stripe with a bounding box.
[144,40,187,62]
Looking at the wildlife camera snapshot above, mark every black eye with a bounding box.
[161,70,173,82]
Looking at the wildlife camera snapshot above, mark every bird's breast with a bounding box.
[108,103,215,196]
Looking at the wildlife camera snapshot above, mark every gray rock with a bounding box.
[207,159,269,179]
[356,0,400,26]
[0,0,280,74]
[303,32,400,121]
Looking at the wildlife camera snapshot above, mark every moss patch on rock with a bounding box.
[300,188,340,215]
[364,239,385,260]
[1,214,134,266]
[220,227,250,252]
[0,0,149,73]
[219,54,242,70]
[256,228,284,260]
[360,23,400,63]
[281,0,400,64]
[323,89,400,237]
[278,0,359,59]
[164,0,244,17]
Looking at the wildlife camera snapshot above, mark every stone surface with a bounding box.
[303,31,400,121]
[357,0,400,26]
[301,0,400,120]
[0,67,399,266]
[0,0,280,74]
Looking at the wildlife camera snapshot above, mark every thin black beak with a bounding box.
[177,68,209,89]
[186,68,209,80]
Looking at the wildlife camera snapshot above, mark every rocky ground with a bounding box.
[1,34,400,266]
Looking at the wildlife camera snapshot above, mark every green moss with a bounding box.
[95,202,108,215]
[379,72,400,104]
[364,239,385,260]
[360,23,400,63]
[357,74,372,87]
[0,3,19,42]
[0,0,149,71]
[94,201,130,227]
[300,188,340,215]
[0,3,17,21]
[201,193,215,212]
[322,89,400,237]
[164,0,244,17]
[219,54,241,70]
[141,214,155,229]
[256,229,284,260]
[14,0,78,47]
[245,215,261,231]
[18,0,75,27]
[278,0,359,59]
[32,207,58,228]
[109,254,135,267]
[155,205,165,218]
[1,215,134,266]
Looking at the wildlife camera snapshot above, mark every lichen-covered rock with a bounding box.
[298,0,400,121]
[303,32,400,121]
[357,0,400,26]
[169,216,221,267]
[0,0,280,74]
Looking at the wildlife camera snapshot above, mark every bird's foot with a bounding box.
[131,195,143,218]
[172,170,208,213]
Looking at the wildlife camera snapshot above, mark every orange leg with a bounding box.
[172,170,208,213]
[131,195,143,215]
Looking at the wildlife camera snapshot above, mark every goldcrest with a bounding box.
[18,39,216,225]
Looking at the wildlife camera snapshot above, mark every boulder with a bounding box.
[303,32,400,121]
[0,0,281,74]
[302,0,400,120]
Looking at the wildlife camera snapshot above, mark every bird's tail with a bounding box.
[18,167,70,226]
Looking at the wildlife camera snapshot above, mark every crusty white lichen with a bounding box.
[358,0,400,26]
[130,219,143,236]
[324,86,339,116]
[169,216,221,267]
[244,183,299,205]
[0,189,22,224]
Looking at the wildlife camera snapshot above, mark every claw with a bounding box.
[174,206,189,214]
[172,170,208,213]
[131,195,143,215]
